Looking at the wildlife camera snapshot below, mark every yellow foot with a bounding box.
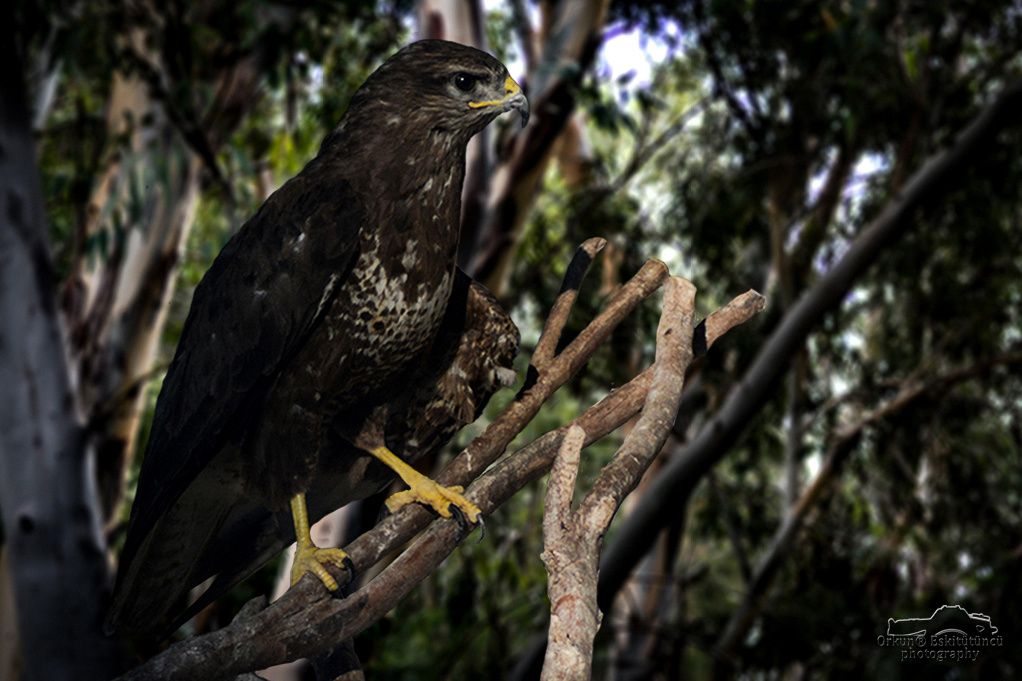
[289,493,353,591]
[385,484,476,519]
[371,446,483,526]
[290,543,351,591]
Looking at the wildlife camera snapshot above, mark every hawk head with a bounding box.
[346,40,530,143]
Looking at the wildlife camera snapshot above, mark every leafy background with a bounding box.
[5,0,1022,679]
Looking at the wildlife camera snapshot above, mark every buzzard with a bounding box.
[107,39,527,633]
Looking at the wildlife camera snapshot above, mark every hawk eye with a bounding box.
[454,73,477,92]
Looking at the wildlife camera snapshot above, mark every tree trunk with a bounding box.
[61,52,206,525]
[415,0,495,269]
[0,31,121,681]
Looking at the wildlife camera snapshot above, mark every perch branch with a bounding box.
[330,252,669,583]
[119,261,764,681]
[116,245,669,680]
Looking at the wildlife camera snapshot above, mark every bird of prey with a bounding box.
[107,39,527,634]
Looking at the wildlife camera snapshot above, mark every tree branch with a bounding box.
[510,289,765,681]
[540,425,591,680]
[540,277,697,681]
[533,237,608,365]
[115,244,669,680]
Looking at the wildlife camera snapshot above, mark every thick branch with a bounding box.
[541,277,697,681]
[539,425,592,681]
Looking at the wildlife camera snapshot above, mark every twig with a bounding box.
[534,238,608,365]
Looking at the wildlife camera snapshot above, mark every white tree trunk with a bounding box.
[0,40,120,680]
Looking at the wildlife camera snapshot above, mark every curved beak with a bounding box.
[502,77,530,128]
[470,76,530,128]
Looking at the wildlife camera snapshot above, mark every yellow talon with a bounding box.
[385,485,467,515]
[289,494,351,590]
[370,446,482,524]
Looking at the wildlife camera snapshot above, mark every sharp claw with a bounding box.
[446,503,485,543]
[342,555,356,577]
[449,503,468,536]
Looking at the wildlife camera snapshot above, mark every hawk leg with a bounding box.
[290,493,353,590]
[372,446,483,526]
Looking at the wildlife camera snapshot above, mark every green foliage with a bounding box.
[25,0,1022,676]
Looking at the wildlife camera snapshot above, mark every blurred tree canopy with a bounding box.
[2,0,1022,679]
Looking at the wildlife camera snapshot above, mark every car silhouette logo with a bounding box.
[887,604,998,640]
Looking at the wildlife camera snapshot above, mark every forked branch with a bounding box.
[539,278,762,680]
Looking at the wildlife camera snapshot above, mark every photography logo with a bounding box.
[877,604,1003,663]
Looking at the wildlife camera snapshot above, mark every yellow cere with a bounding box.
[468,76,522,109]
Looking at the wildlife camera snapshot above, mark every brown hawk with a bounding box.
[107,39,527,633]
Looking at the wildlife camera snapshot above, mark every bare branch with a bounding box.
[540,277,698,681]
[539,425,592,681]
[543,425,586,546]
[582,277,697,525]
[534,238,608,365]
[116,245,763,680]
[698,290,766,355]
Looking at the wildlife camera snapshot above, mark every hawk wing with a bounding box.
[112,158,362,609]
